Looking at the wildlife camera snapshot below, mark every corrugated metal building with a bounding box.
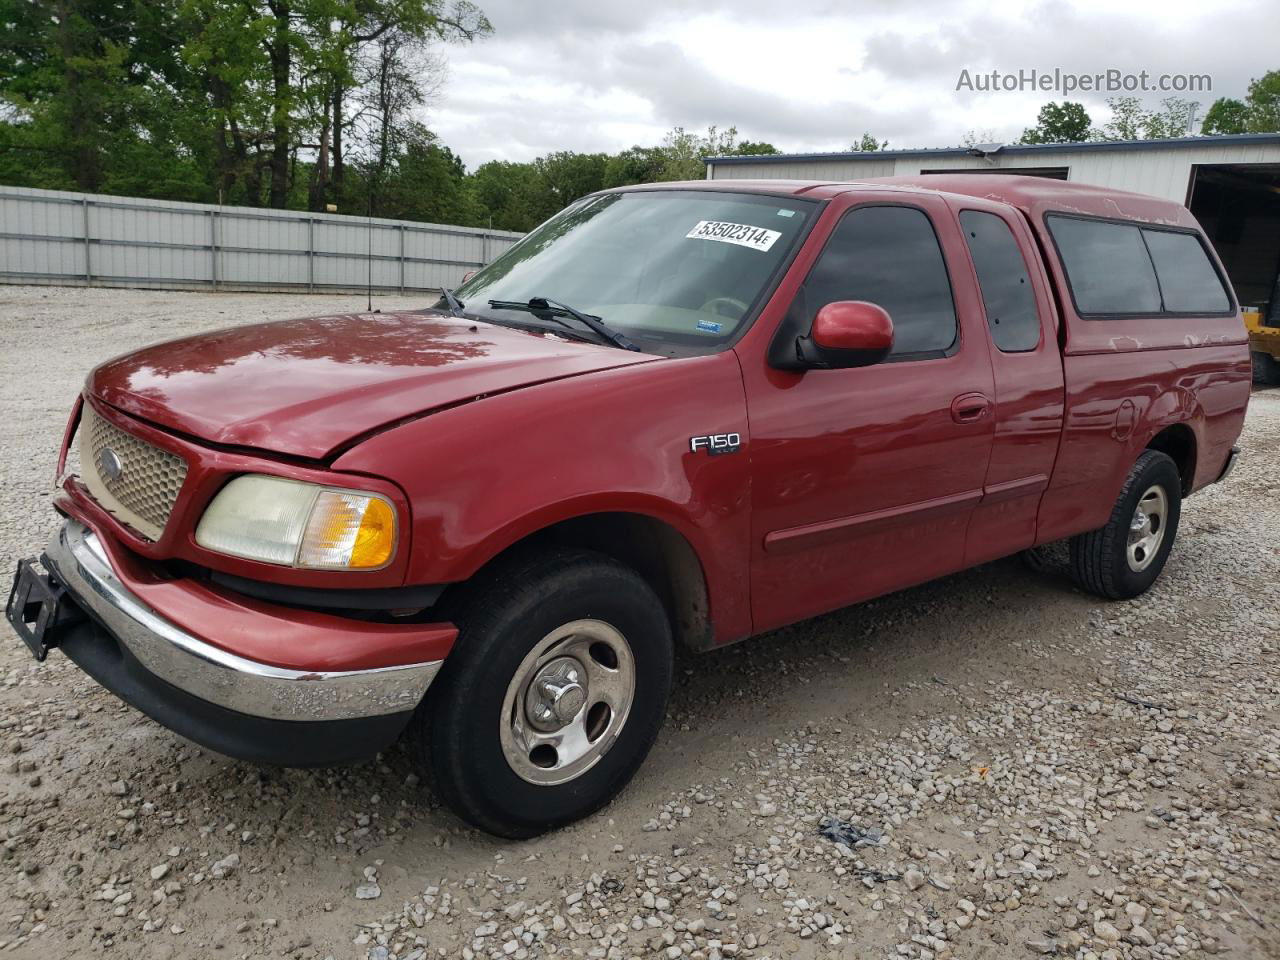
[705,133,1280,320]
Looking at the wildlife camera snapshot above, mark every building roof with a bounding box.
[705,132,1280,166]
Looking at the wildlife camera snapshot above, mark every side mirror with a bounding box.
[794,301,894,370]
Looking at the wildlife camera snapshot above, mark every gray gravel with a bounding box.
[1,285,1277,959]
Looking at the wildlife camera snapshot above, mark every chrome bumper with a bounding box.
[43,520,441,722]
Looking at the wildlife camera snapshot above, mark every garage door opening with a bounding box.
[1188,163,1280,324]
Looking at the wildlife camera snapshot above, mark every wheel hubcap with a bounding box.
[500,619,635,786]
[1126,484,1168,573]
[525,657,588,730]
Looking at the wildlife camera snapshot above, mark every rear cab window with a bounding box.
[1142,230,1232,313]
[1046,214,1232,317]
[959,210,1041,352]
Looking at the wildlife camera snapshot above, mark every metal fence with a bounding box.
[0,185,523,294]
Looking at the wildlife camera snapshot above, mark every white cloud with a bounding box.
[423,0,1273,168]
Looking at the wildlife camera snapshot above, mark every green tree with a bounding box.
[1142,97,1199,139]
[0,0,492,208]
[1197,71,1280,136]
[532,151,609,220]
[852,132,887,151]
[0,0,190,193]
[656,126,714,181]
[1201,97,1249,135]
[1099,96,1145,140]
[601,145,666,188]
[653,125,742,180]
[179,0,276,204]
[1243,70,1280,132]
[373,123,482,224]
[307,1,489,212]
[1096,96,1198,140]
[1019,101,1091,144]
[469,159,543,231]
[733,139,779,155]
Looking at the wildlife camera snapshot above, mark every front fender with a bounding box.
[332,352,754,643]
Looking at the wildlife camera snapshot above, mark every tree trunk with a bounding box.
[213,117,235,201]
[266,0,291,208]
[233,117,263,206]
[57,0,101,191]
[332,83,344,199]
[209,76,242,202]
[308,114,329,211]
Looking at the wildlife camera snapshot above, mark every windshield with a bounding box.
[454,190,816,355]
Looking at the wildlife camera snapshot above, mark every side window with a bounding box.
[1046,215,1162,315]
[959,210,1041,352]
[802,205,957,357]
[1141,229,1231,313]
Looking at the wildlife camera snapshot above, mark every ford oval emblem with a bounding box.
[97,447,124,483]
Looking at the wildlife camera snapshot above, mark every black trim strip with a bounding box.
[209,571,444,612]
[764,488,982,553]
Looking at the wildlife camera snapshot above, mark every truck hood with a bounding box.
[89,311,658,459]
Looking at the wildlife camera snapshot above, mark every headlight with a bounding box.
[195,475,397,570]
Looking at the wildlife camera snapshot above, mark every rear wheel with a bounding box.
[1252,350,1280,385]
[1069,450,1182,600]
[415,548,673,838]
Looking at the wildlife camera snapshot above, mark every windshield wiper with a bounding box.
[487,297,641,352]
[438,288,466,318]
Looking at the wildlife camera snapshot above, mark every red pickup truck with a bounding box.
[7,175,1249,837]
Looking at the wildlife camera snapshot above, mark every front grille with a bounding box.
[79,404,188,541]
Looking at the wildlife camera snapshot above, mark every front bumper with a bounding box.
[11,519,449,765]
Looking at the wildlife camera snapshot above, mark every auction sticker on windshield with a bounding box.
[686,220,782,252]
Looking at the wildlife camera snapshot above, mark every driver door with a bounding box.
[741,196,997,633]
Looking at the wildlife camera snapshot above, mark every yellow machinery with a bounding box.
[1247,306,1280,384]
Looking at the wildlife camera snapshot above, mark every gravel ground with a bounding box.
[1,285,1277,960]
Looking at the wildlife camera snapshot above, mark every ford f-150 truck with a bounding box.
[7,175,1249,838]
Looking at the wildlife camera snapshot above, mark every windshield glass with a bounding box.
[454,190,815,355]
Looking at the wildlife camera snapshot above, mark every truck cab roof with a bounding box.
[623,175,1199,230]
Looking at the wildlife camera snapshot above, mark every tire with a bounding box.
[1069,449,1182,600]
[415,547,673,838]
[1252,351,1280,385]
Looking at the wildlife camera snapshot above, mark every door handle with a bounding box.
[950,393,990,424]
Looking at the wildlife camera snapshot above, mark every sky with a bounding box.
[422,0,1274,169]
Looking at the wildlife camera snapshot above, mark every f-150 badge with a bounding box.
[689,433,741,456]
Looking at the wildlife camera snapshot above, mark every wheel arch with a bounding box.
[1143,422,1197,495]
[452,509,715,652]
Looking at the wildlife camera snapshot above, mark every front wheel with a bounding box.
[415,548,673,838]
[1070,449,1182,600]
